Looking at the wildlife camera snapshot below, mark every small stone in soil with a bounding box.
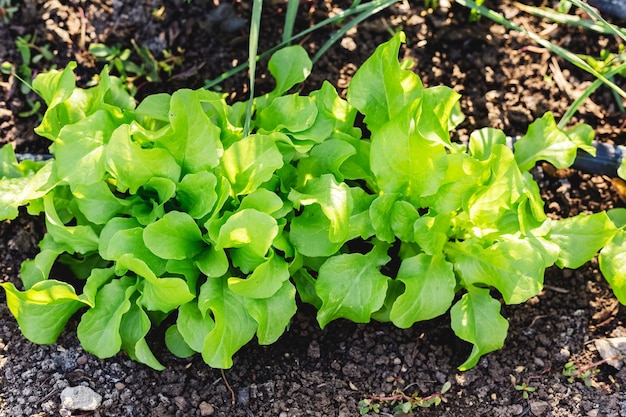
[174,396,187,410]
[435,371,447,384]
[509,404,524,415]
[60,385,102,411]
[529,400,549,416]
[555,347,571,362]
[199,401,215,416]
[237,386,250,406]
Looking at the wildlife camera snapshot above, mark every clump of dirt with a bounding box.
[1,1,626,416]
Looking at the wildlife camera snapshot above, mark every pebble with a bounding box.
[530,400,549,416]
[199,401,215,416]
[587,409,599,417]
[174,396,187,410]
[594,338,626,369]
[435,371,447,384]
[555,347,571,362]
[237,386,250,406]
[60,386,102,411]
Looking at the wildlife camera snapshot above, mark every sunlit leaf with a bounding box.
[390,253,456,327]
[450,287,509,371]
[316,242,391,328]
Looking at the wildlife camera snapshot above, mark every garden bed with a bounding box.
[1,0,626,416]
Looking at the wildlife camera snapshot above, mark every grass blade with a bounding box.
[283,0,300,44]
[455,0,626,99]
[514,1,626,38]
[204,0,396,90]
[559,62,626,128]
[244,0,263,137]
[567,0,626,42]
[312,0,399,64]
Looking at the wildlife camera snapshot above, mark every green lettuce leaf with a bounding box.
[289,174,353,243]
[450,287,509,371]
[599,230,626,304]
[143,211,205,260]
[221,134,283,195]
[176,172,218,219]
[215,208,278,271]
[77,276,136,358]
[53,110,114,186]
[115,254,195,313]
[199,277,258,369]
[447,238,545,305]
[548,212,617,269]
[289,204,344,257]
[228,252,290,298]
[72,181,128,224]
[245,280,298,345]
[256,94,318,136]
[99,220,167,276]
[0,161,55,221]
[43,193,99,254]
[468,127,507,161]
[157,88,224,174]
[119,298,165,370]
[347,32,422,131]
[514,112,590,171]
[369,193,398,243]
[105,124,181,194]
[1,280,86,344]
[390,253,456,327]
[316,242,391,328]
[268,45,312,97]
[20,234,72,289]
[369,104,448,204]
[177,301,214,353]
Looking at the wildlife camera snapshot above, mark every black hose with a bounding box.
[15,153,54,162]
[572,141,625,177]
[505,137,625,178]
[588,0,626,19]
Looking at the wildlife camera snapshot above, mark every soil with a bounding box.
[1,0,626,416]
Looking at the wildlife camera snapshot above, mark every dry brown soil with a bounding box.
[1,1,626,416]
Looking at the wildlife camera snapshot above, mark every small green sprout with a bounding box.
[360,381,451,415]
[88,40,183,95]
[0,0,18,23]
[562,354,624,387]
[515,381,537,399]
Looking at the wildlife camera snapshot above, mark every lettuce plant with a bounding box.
[1,32,624,371]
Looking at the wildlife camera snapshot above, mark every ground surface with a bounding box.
[1,0,626,416]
